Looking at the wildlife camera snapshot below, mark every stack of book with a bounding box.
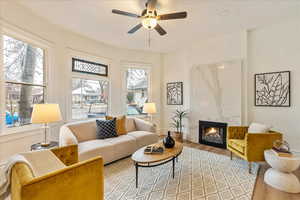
[271,147,293,157]
[144,146,164,154]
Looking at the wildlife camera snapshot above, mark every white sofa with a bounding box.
[59,117,159,164]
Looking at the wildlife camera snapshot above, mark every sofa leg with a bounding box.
[248,162,252,174]
[230,151,233,160]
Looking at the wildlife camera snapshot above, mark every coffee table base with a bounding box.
[135,155,179,188]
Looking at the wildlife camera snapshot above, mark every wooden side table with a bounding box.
[264,150,300,193]
[31,141,59,151]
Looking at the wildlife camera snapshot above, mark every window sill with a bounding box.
[0,124,44,144]
[127,115,148,118]
[0,124,43,136]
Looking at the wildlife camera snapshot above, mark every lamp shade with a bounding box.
[31,104,62,124]
[143,103,157,114]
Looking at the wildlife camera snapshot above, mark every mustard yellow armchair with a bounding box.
[11,145,104,200]
[227,126,282,173]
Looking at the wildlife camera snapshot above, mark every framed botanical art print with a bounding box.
[255,71,290,107]
[167,82,183,105]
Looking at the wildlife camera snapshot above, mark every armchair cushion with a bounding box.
[228,139,246,154]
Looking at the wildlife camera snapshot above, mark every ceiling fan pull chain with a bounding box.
[148,30,151,48]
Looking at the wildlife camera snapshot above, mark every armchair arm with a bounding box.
[134,118,156,133]
[51,144,78,166]
[245,132,282,162]
[227,126,248,140]
[21,156,104,200]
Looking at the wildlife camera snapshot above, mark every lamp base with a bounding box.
[41,142,50,147]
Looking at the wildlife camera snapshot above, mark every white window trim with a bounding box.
[122,62,152,116]
[0,20,54,135]
[67,49,111,122]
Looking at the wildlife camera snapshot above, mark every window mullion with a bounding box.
[0,34,5,133]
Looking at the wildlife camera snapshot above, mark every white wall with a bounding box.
[162,18,300,152]
[0,2,162,163]
[248,18,300,152]
[161,31,247,141]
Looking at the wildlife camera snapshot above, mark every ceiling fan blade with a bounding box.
[112,9,140,18]
[157,12,187,20]
[128,23,143,34]
[154,24,167,36]
[147,0,157,11]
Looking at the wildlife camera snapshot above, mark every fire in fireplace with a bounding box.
[199,121,227,149]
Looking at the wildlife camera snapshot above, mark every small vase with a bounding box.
[163,131,175,148]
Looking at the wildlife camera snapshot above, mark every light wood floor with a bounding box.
[183,140,300,200]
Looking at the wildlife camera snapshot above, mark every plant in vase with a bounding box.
[170,109,188,142]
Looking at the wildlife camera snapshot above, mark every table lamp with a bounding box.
[143,102,156,122]
[31,104,62,147]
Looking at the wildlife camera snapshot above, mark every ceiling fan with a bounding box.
[112,0,187,36]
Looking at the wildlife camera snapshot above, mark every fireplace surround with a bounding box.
[199,120,227,149]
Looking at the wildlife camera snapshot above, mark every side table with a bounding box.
[264,149,300,193]
[31,141,59,151]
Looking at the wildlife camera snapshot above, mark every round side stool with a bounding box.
[264,150,300,193]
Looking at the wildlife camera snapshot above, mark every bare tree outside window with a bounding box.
[3,35,45,127]
[126,68,148,115]
[72,78,109,119]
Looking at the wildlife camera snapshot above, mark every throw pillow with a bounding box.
[106,115,127,135]
[248,122,271,133]
[96,118,118,139]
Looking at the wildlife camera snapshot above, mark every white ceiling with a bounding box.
[17,0,300,53]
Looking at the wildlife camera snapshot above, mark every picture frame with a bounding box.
[255,71,290,107]
[167,82,183,105]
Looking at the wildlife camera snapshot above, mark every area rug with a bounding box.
[104,147,259,200]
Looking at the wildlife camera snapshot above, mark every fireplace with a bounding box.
[199,121,227,149]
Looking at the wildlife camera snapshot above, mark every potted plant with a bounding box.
[170,109,188,142]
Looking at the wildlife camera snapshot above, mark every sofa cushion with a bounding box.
[106,115,127,135]
[96,119,118,139]
[228,139,246,154]
[67,120,97,142]
[78,140,115,164]
[126,118,136,132]
[103,135,137,160]
[127,131,158,149]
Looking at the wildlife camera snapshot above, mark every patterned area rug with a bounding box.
[104,147,259,200]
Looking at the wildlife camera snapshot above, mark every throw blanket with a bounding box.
[0,150,66,200]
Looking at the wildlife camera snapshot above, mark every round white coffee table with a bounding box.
[264,150,300,193]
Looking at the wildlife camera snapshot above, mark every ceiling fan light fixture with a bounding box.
[142,17,157,30]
